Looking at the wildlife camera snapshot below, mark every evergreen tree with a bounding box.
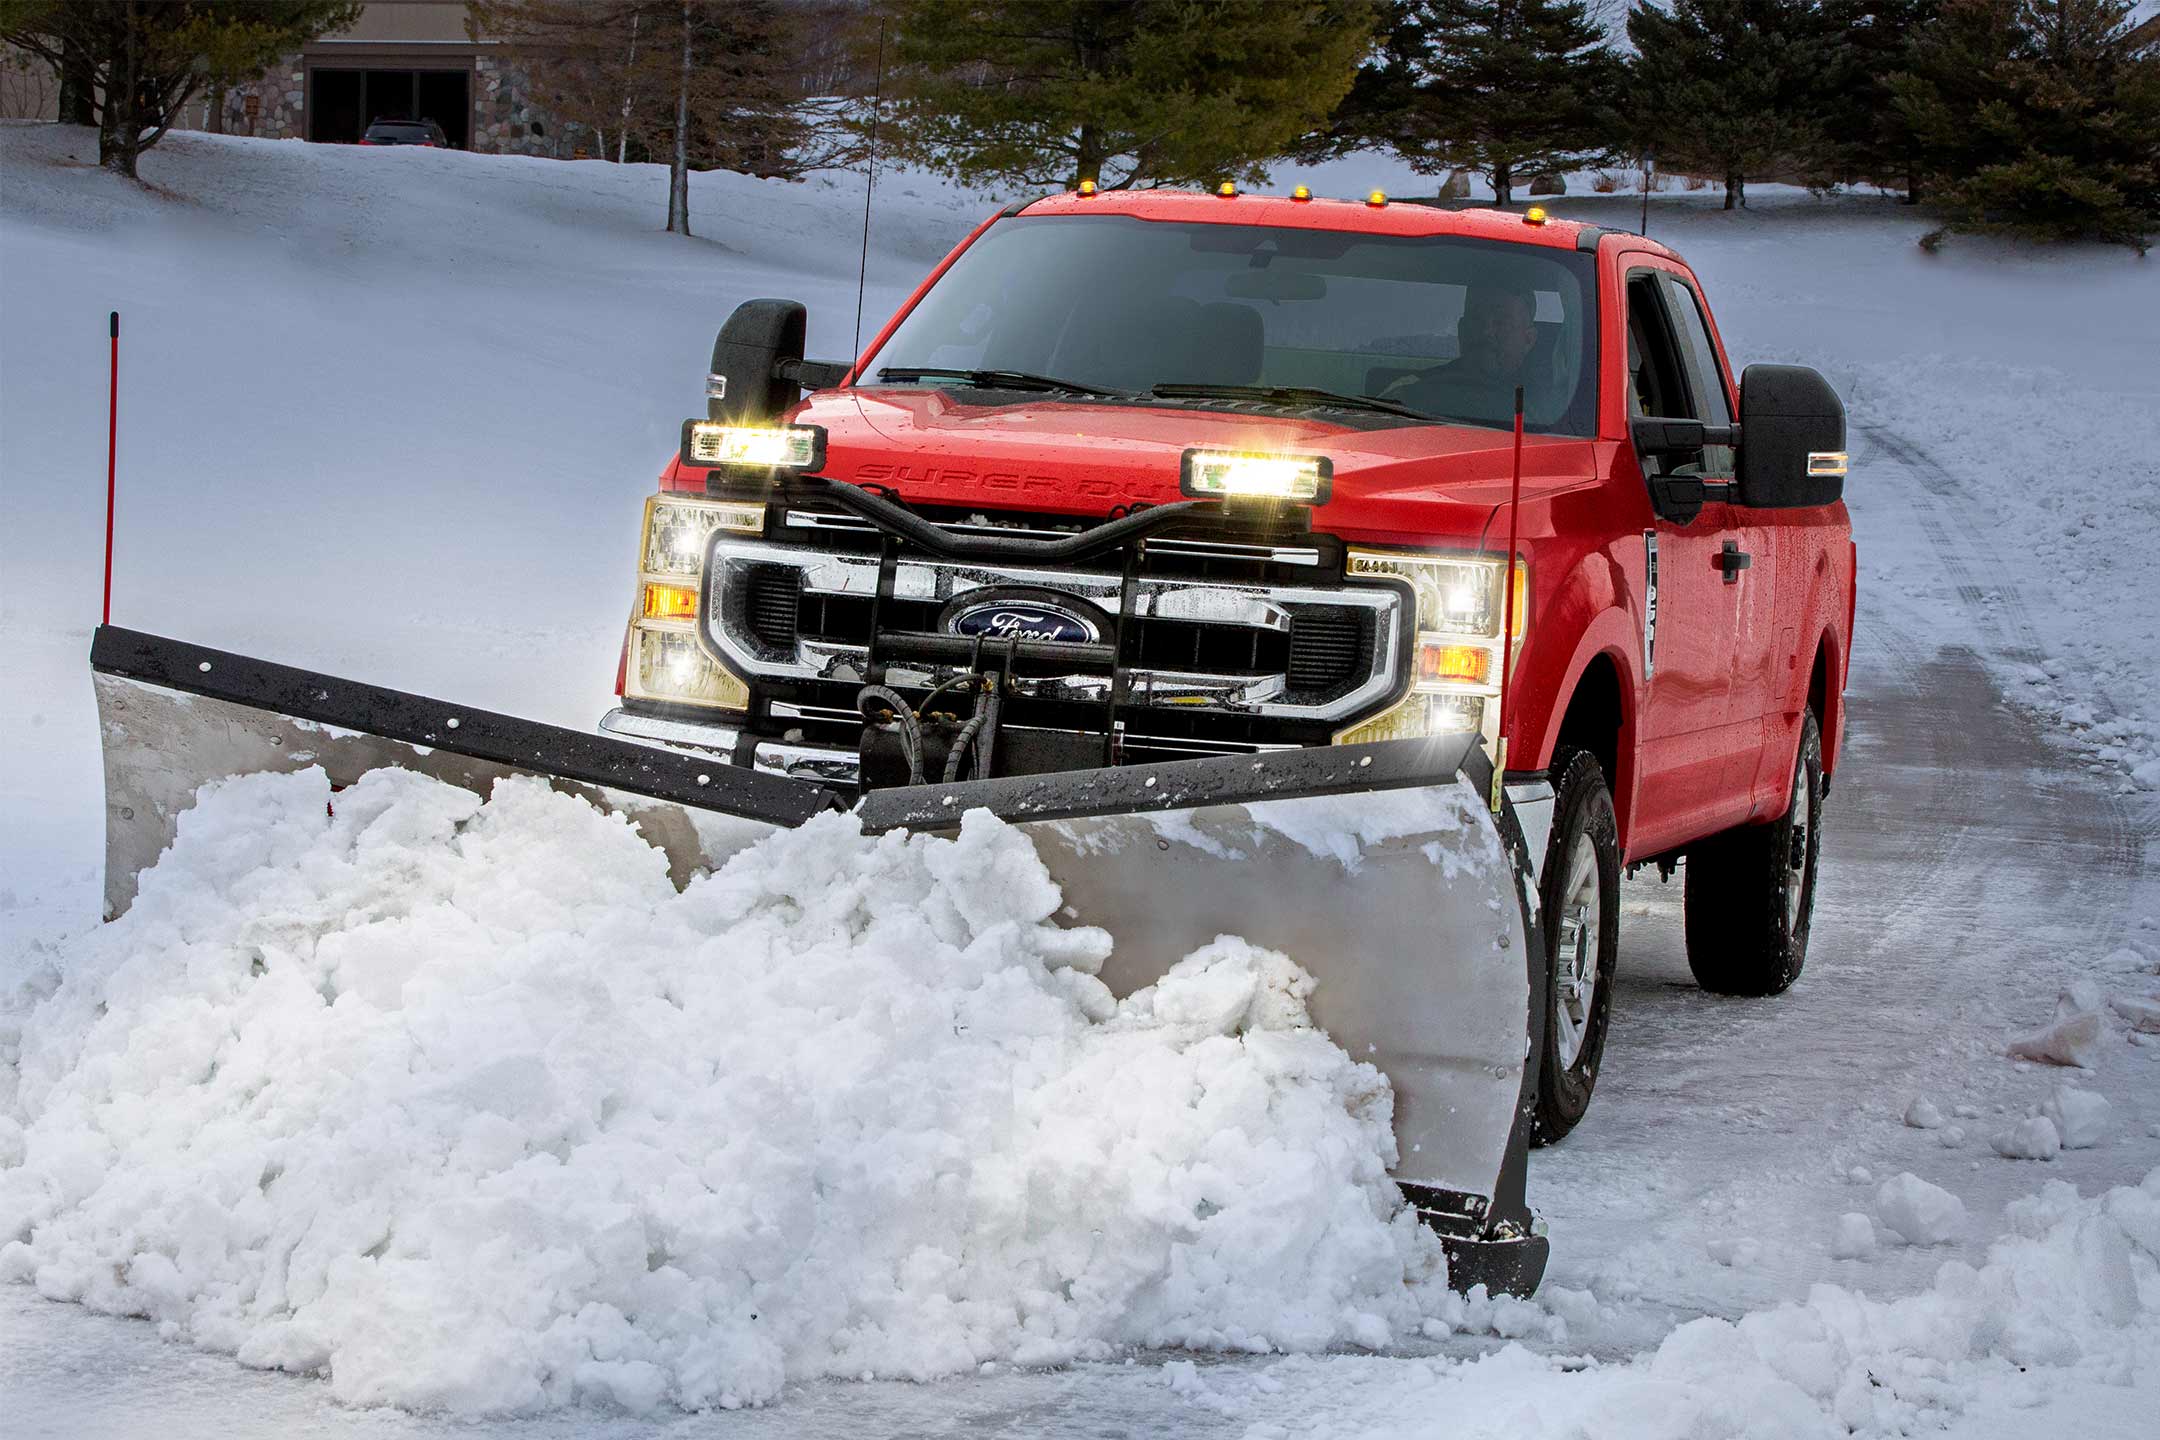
[0,1,362,177]
[882,0,1381,191]
[1626,0,1842,209]
[1319,0,1625,207]
[1890,0,2160,250]
[1819,0,1940,199]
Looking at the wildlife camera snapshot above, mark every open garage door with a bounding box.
[309,66,469,148]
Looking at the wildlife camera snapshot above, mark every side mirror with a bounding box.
[1736,364,1846,508]
[707,299,808,423]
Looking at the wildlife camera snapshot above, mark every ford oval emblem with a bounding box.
[947,598,1101,646]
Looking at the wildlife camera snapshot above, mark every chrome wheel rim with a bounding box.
[1553,832,1601,1070]
[1785,761,1812,935]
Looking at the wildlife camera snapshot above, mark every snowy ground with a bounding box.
[4,124,2160,1435]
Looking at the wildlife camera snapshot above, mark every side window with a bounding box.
[1624,271,1695,477]
[1659,274,1735,478]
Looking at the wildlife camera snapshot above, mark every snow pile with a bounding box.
[1233,1169,2160,1437]
[1635,1171,2160,1435]
[1875,1172,1967,1246]
[0,767,1451,1414]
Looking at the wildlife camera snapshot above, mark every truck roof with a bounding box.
[1013,186,1609,253]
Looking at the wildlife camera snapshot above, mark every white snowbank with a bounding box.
[0,767,1454,1414]
[1226,1168,2160,1437]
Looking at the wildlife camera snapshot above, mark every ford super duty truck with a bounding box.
[600,186,1855,1143]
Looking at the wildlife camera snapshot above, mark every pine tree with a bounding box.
[0,1,362,177]
[1626,0,1842,209]
[1819,0,1940,199]
[1320,0,1625,207]
[882,0,1382,191]
[1890,0,2160,250]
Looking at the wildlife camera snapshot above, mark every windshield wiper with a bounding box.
[876,367,1131,399]
[1151,383,1431,421]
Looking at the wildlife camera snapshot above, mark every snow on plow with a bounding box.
[90,624,1548,1297]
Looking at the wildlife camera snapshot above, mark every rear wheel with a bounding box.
[1683,712,1824,996]
[1531,747,1620,1146]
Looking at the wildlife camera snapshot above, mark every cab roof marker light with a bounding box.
[1367,189,1387,207]
[1077,178,1098,196]
[1179,448,1332,506]
[1524,206,1548,226]
[1217,181,1237,197]
[1291,185,1312,201]
[680,421,825,471]
[1808,451,1849,477]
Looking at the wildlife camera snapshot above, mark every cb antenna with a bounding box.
[851,18,887,360]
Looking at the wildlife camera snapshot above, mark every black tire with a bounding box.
[1530,747,1621,1146]
[1684,712,1824,997]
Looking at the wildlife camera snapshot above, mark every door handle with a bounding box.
[1717,540,1752,584]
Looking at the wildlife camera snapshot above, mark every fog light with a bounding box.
[1333,693,1484,745]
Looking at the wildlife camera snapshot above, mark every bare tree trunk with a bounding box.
[667,0,690,233]
[1493,162,1513,208]
[1724,170,1741,210]
[103,2,141,176]
[619,8,640,165]
[208,81,226,135]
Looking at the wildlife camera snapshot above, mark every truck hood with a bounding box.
[788,387,1601,546]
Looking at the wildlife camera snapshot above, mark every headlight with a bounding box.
[680,421,825,471]
[642,494,763,576]
[1335,548,1526,749]
[624,494,759,711]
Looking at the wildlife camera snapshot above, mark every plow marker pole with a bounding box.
[103,311,118,626]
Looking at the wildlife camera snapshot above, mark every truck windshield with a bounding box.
[867,214,1599,436]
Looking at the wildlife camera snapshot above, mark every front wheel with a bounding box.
[1530,747,1621,1146]
[1683,712,1824,996]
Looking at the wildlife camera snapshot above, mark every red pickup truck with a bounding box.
[603,188,1855,1142]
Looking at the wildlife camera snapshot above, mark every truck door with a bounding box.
[1655,272,1773,767]
[1622,268,1757,854]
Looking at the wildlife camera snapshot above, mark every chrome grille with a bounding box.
[708,537,1404,724]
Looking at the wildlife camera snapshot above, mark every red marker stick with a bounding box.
[103,311,118,626]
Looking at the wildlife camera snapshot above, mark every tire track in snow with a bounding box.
[1857,424,2147,910]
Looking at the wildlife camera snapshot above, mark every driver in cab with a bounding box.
[1387,282,1542,415]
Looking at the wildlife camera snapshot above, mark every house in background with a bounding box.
[0,2,579,155]
[214,0,572,155]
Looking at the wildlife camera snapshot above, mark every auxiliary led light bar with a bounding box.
[679,421,825,471]
[1179,448,1332,505]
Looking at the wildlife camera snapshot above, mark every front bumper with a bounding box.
[600,706,864,785]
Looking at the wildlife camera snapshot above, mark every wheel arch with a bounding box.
[1529,616,1640,845]
[1805,627,1845,776]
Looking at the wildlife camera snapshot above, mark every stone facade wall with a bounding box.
[222,56,307,140]
[473,54,577,157]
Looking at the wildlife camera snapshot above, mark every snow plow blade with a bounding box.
[91,624,1548,1296]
